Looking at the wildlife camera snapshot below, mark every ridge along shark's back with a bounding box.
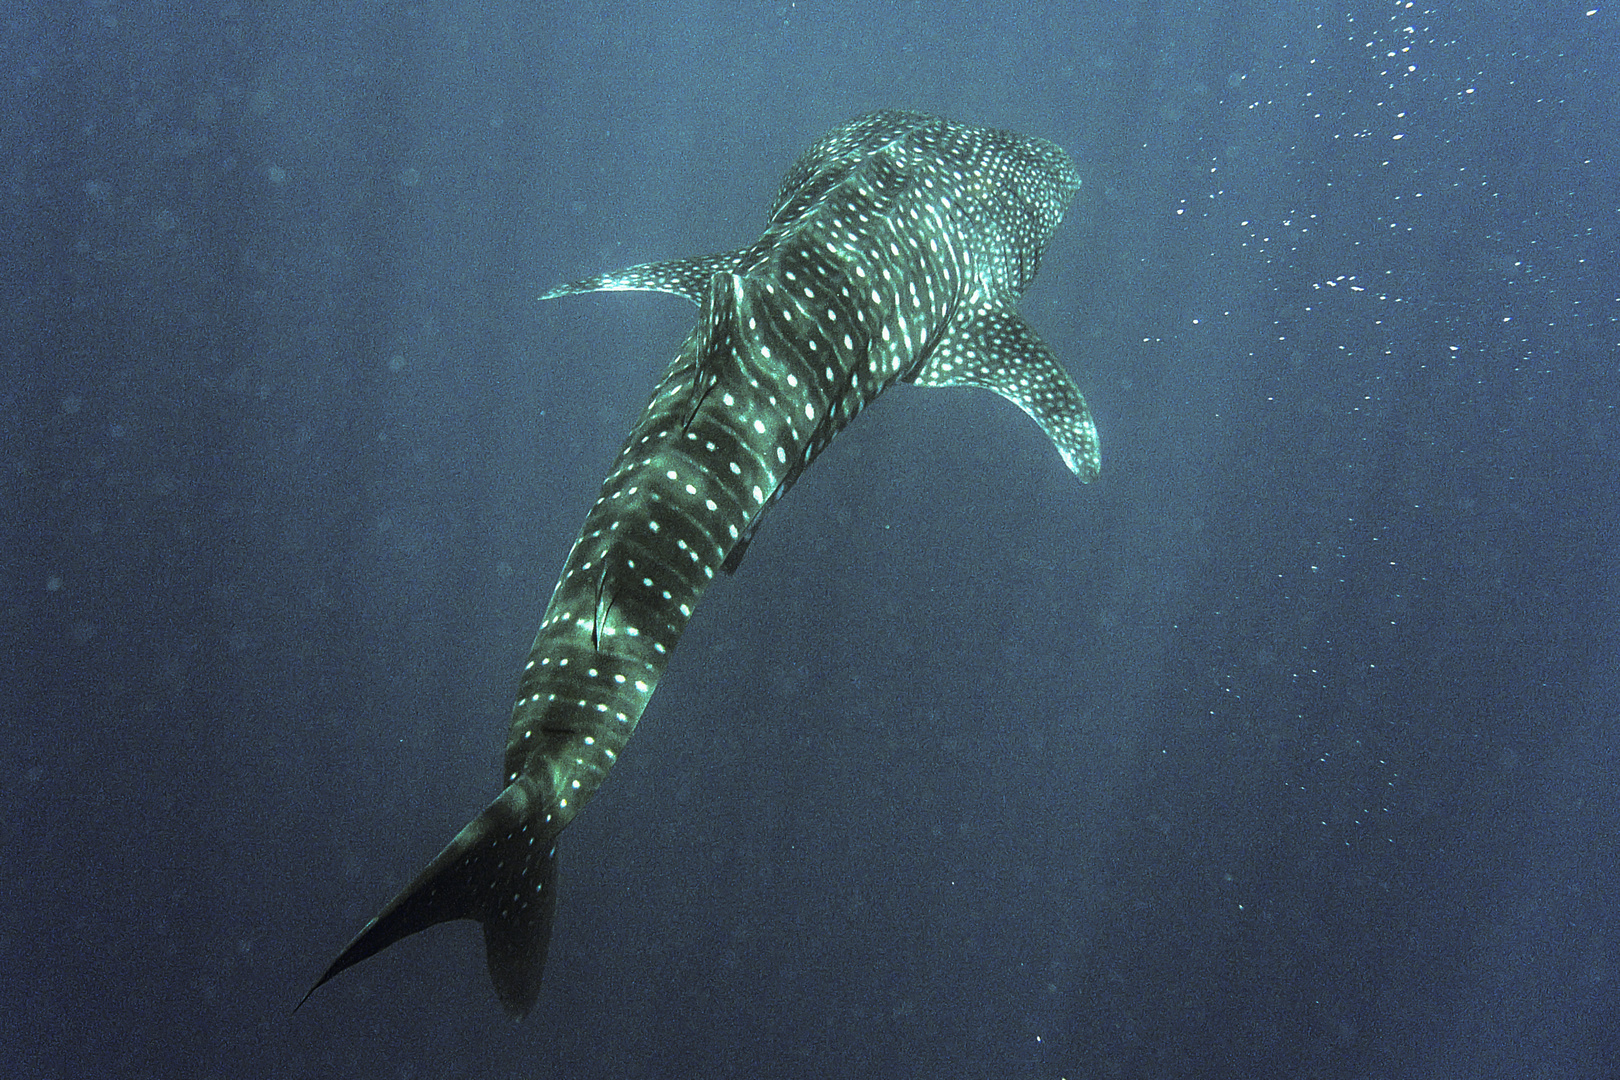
[301,111,1098,1018]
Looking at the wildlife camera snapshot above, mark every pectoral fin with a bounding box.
[539,246,758,305]
[908,306,1100,481]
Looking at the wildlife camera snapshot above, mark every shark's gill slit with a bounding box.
[682,365,716,432]
[591,564,614,650]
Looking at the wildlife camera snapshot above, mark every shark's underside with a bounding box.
[302,110,1098,1018]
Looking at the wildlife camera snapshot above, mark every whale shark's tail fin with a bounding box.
[298,782,560,1019]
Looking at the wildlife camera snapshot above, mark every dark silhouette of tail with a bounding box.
[298,782,560,1018]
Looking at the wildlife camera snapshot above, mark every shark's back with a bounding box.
[767,111,1081,297]
[539,111,1098,480]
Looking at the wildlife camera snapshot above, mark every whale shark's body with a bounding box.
[303,110,1099,1017]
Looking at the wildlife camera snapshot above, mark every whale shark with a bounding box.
[301,110,1099,1018]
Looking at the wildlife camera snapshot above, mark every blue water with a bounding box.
[3,2,1615,1077]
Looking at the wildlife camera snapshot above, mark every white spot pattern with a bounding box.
[509,111,1093,918]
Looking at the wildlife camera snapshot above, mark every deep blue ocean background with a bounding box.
[5,2,1616,1077]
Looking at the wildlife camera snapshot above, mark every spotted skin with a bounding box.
[302,111,1098,1018]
